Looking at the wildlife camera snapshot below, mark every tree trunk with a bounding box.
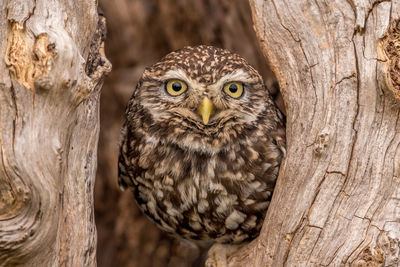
[0,1,110,266]
[228,1,400,266]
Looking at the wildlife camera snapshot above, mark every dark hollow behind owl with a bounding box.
[118,45,286,245]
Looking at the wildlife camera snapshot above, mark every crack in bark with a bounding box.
[342,34,361,199]
[306,224,323,230]
[9,83,18,153]
[282,215,308,265]
[270,0,300,43]
[334,73,357,88]
[307,227,323,265]
[298,40,319,128]
[325,240,346,266]
[326,170,347,176]
[305,170,347,264]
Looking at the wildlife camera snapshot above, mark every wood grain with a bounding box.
[228,0,400,266]
[0,1,110,265]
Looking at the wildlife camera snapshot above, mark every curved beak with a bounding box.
[198,97,213,125]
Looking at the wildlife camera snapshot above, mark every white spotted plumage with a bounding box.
[118,45,286,244]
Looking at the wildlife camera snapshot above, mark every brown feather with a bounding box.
[118,45,286,244]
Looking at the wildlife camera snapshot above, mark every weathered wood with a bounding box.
[0,0,110,266]
[228,1,400,266]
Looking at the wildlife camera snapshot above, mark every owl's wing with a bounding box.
[273,126,286,157]
[273,109,287,157]
[117,123,136,191]
[118,84,142,191]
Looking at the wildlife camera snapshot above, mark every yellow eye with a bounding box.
[165,79,187,96]
[223,82,244,98]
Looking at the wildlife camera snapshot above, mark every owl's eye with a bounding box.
[165,79,188,96]
[223,82,244,98]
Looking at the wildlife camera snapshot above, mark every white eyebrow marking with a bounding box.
[210,69,252,90]
[163,69,191,81]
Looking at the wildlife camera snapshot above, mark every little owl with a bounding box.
[118,45,286,265]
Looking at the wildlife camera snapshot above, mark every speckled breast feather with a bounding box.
[118,45,286,244]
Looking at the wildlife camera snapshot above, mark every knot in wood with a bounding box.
[5,23,56,91]
[378,19,400,100]
[354,246,384,267]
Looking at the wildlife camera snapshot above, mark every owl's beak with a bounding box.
[198,97,213,125]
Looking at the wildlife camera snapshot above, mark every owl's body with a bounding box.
[118,46,285,244]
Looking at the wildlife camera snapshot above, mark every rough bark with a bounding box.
[95,1,275,266]
[228,0,400,266]
[0,1,110,266]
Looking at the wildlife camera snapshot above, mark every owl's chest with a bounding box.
[132,140,276,243]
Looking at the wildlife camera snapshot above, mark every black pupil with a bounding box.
[229,84,238,93]
[172,82,182,92]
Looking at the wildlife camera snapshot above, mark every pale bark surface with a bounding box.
[228,0,400,266]
[0,0,110,266]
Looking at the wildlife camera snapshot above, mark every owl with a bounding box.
[118,45,285,254]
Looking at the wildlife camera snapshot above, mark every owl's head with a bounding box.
[129,45,278,153]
